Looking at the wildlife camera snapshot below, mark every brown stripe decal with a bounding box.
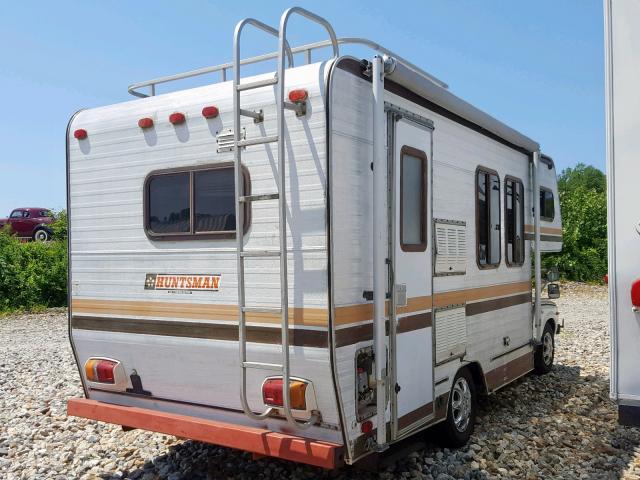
[398,402,434,431]
[485,351,534,391]
[71,316,328,348]
[397,312,432,333]
[524,233,563,242]
[465,293,531,317]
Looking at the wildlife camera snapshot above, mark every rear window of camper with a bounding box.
[540,188,555,221]
[505,177,525,266]
[144,164,249,239]
[476,168,501,267]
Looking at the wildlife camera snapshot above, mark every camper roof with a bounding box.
[127,37,540,155]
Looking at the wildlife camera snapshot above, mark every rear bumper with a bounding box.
[67,398,343,469]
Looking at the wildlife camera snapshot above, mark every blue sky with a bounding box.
[0,1,603,213]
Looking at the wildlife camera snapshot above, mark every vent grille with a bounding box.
[216,128,245,153]
[435,306,467,364]
[435,220,466,275]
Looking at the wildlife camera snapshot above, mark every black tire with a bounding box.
[434,367,476,448]
[33,228,50,242]
[534,322,555,374]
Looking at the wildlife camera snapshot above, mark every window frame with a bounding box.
[143,162,250,241]
[539,186,555,221]
[399,145,428,253]
[10,210,24,218]
[504,175,525,267]
[475,166,501,269]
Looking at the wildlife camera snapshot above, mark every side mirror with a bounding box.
[548,283,560,299]
[546,267,560,283]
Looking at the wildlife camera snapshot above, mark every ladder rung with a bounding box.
[242,306,282,314]
[236,135,278,148]
[240,250,281,258]
[239,193,279,203]
[237,76,278,91]
[242,361,283,372]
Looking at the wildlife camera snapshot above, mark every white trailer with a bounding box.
[66,8,563,467]
[605,0,640,427]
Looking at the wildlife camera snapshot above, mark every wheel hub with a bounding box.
[451,377,472,432]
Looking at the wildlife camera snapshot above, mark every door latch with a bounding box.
[394,383,401,394]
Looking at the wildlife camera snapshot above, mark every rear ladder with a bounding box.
[232,8,338,429]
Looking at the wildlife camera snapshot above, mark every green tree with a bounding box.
[542,163,607,282]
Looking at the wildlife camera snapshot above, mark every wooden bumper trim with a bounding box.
[67,398,343,469]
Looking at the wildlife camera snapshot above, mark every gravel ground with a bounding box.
[2,283,640,479]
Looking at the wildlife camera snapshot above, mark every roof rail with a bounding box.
[127,37,448,98]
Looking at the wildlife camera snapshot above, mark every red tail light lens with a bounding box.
[361,420,373,434]
[169,112,186,125]
[201,106,219,119]
[262,378,307,410]
[74,129,88,139]
[288,89,308,103]
[631,279,640,309]
[85,359,118,384]
[138,117,154,129]
[263,378,284,406]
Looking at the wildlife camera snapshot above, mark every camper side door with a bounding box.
[389,113,434,439]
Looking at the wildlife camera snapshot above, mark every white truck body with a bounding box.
[605,0,640,426]
[67,8,562,467]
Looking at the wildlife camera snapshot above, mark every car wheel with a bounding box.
[534,322,555,374]
[33,229,50,242]
[435,367,476,448]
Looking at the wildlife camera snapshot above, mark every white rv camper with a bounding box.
[605,0,640,427]
[66,8,563,468]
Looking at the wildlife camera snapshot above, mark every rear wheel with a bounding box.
[435,367,476,448]
[33,228,50,242]
[534,322,555,374]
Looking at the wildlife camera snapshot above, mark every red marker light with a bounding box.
[288,89,308,103]
[603,274,609,285]
[169,112,186,125]
[74,129,88,140]
[361,420,373,434]
[201,106,219,119]
[138,117,154,129]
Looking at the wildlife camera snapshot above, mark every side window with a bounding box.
[40,210,53,218]
[400,146,428,252]
[23,211,30,218]
[10,210,23,218]
[148,173,190,234]
[476,168,501,267]
[540,188,555,221]
[505,177,525,266]
[145,163,248,239]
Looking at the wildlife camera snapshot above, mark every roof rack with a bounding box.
[127,36,449,98]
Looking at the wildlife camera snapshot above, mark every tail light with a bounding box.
[169,112,186,125]
[262,378,307,410]
[74,129,88,140]
[85,358,118,384]
[288,89,308,103]
[631,279,640,311]
[361,420,373,434]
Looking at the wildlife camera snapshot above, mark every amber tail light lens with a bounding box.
[84,359,117,384]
